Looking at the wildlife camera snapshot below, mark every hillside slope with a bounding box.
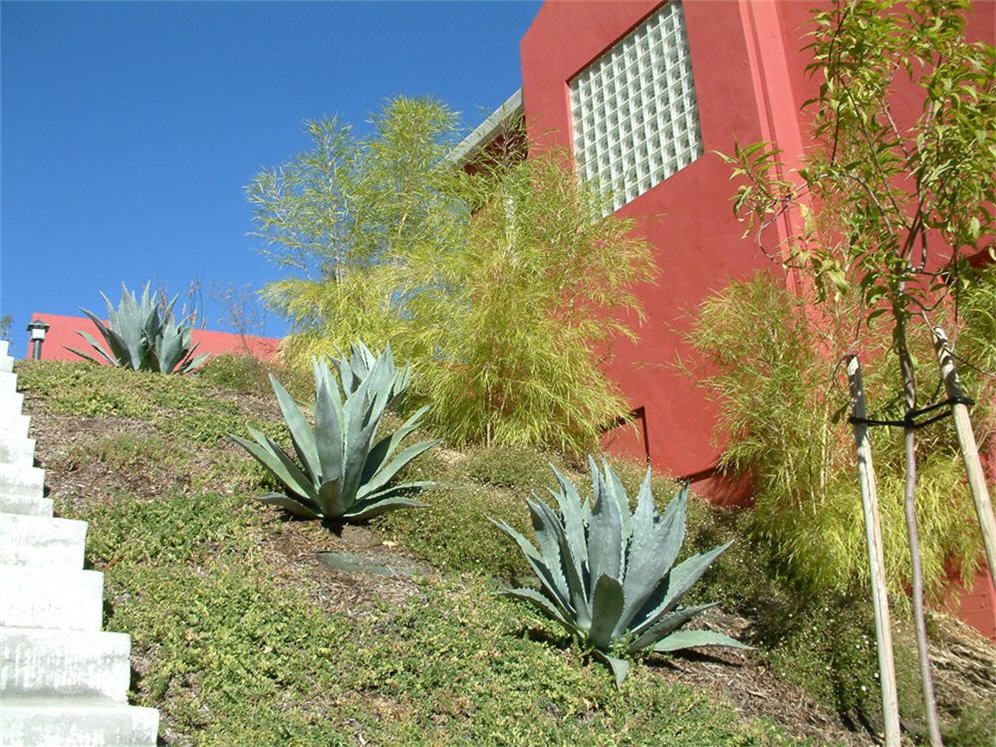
[14,359,993,745]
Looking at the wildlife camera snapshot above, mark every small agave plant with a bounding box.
[66,282,208,374]
[492,458,746,686]
[232,346,437,521]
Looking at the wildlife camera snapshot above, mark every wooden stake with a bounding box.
[847,355,902,747]
[932,326,996,584]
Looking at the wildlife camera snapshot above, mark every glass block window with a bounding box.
[570,1,703,214]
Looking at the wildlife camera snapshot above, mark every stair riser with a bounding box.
[0,357,12,374]
[0,515,87,568]
[0,477,44,501]
[0,371,17,391]
[0,495,53,517]
[0,466,45,500]
[0,629,132,701]
[0,440,36,468]
[0,569,104,631]
[0,703,160,747]
[0,392,25,413]
[0,416,31,440]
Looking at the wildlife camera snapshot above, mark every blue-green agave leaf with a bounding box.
[357,404,430,490]
[631,542,731,637]
[258,493,322,519]
[314,364,345,484]
[652,629,750,654]
[588,573,625,650]
[318,478,348,518]
[343,495,423,520]
[530,495,591,626]
[357,438,438,501]
[270,373,322,484]
[231,430,316,503]
[548,465,588,583]
[618,477,689,634]
[590,649,632,688]
[629,603,719,651]
[489,517,574,615]
[501,587,574,631]
[587,467,625,595]
[524,496,574,614]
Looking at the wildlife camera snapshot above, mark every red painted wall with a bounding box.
[520,0,995,635]
[27,312,280,364]
[521,1,792,500]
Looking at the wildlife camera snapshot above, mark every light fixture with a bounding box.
[26,320,50,360]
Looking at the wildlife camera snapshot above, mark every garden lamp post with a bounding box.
[26,320,50,360]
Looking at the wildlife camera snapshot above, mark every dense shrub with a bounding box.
[251,99,654,456]
[684,273,985,598]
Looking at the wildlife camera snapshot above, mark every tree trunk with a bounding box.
[895,316,943,746]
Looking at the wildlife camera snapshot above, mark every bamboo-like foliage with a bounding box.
[248,99,655,454]
[413,144,654,453]
[721,6,994,735]
[684,274,986,597]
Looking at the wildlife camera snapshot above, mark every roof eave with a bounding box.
[447,89,524,167]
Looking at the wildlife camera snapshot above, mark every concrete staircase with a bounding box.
[0,341,159,746]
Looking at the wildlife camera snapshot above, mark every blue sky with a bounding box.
[1,0,541,356]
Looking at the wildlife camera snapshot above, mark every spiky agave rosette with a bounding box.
[232,347,437,521]
[327,340,411,409]
[492,458,746,686]
[67,282,208,374]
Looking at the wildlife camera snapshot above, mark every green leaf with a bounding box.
[588,574,625,650]
[652,629,750,654]
[257,493,322,519]
[590,649,632,688]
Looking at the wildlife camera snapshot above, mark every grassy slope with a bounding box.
[16,359,993,745]
[15,360,803,746]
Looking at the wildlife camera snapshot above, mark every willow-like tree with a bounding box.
[246,98,463,365]
[723,2,994,743]
[247,98,654,454]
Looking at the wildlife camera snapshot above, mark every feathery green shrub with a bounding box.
[684,273,987,597]
[251,99,654,455]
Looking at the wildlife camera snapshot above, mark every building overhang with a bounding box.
[447,89,523,167]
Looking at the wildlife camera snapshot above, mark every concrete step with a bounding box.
[0,414,31,440]
[0,339,8,358]
[0,356,12,374]
[0,463,45,501]
[0,567,104,631]
[0,627,132,701]
[0,514,86,568]
[0,697,159,747]
[0,437,36,468]
[0,494,53,517]
[0,391,25,414]
[0,370,17,392]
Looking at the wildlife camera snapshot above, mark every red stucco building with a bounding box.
[26,312,279,364]
[455,1,995,636]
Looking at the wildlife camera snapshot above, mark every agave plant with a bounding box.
[492,458,746,685]
[327,340,411,409]
[66,283,208,374]
[232,351,436,521]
